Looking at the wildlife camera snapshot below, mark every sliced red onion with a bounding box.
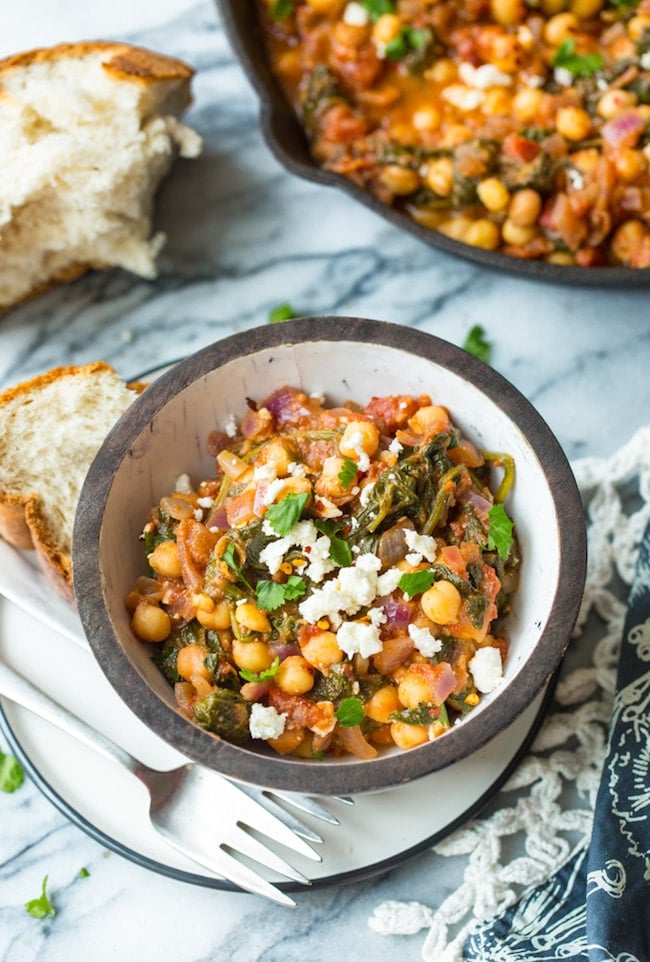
[380,595,412,629]
[431,662,457,706]
[602,110,644,149]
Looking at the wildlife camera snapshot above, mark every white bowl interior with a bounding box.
[97,338,560,764]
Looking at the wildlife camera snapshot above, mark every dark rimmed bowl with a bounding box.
[216,0,650,288]
[73,317,586,796]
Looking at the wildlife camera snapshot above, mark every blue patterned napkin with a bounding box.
[464,522,650,962]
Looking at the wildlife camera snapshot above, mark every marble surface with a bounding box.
[0,2,648,960]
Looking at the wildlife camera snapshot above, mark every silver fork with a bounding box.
[0,660,333,906]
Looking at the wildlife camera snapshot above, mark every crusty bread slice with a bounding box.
[0,362,140,597]
[0,41,202,314]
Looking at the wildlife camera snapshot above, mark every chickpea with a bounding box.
[464,218,501,251]
[441,124,473,147]
[614,148,647,182]
[378,164,421,195]
[543,12,578,45]
[266,475,313,505]
[275,655,314,694]
[235,602,271,634]
[512,87,544,124]
[305,0,343,10]
[177,643,211,683]
[546,251,575,265]
[257,439,295,477]
[482,89,512,116]
[372,13,402,46]
[570,148,599,174]
[569,0,603,15]
[424,157,454,197]
[627,15,650,43]
[611,219,648,264]
[301,630,344,673]
[425,58,457,84]
[268,729,306,756]
[408,404,450,433]
[437,216,473,241]
[477,178,510,213]
[421,580,462,625]
[148,540,182,579]
[412,106,442,132]
[390,721,430,750]
[339,419,380,460]
[490,0,525,26]
[556,106,592,141]
[232,639,274,674]
[365,685,401,724]
[489,34,523,73]
[131,602,171,643]
[597,89,638,120]
[196,600,231,631]
[508,189,542,227]
[541,0,569,14]
[398,670,435,710]
[314,456,356,500]
[501,218,539,246]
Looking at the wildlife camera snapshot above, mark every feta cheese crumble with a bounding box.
[348,430,371,472]
[458,62,512,89]
[404,529,437,562]
[223,413,238,438]
[249,703,287,740]
[336,620,383,658]
[469,646,503,693]
[298,552,382,627]
[174,473,193,495]
[408,624,443,657]
[343,1,369,25]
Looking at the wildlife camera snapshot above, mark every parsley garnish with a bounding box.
[78,867,90,879]
[239,656,281,683]
[551,39,603,77]
[338,457,358,489]
[25,876,56,919]
[487,503,514,560]
[269,0,294,21]
[385,26,431,61]
[256,575,306,611]
[265,492,309,536]
[313,519,353,567]
[361,0,395,19]
[268,302,295,323]
[462,324,492,364]
[398,569,435,598]
[335,696,365,727]
[0,750,24,793]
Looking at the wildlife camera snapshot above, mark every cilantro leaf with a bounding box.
[221,542,254,591]
[268,302,295,323]
[78,867,90,879]
[25,876,56,919]
[269,0,294,21]
[362,0,395,19]
[462,324,492,364]
[385,26,431,61]
[487,503,514,560]
[338,457,358,489]
[335,696,366,727]
[313,519,353,567]
[0,750,24,793]
[550,39,603,77]
[265,492,309,536]
[256,575,306,611]
[239,656,281,683]
[399,569,435,598]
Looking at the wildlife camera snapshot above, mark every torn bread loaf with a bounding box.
[0,362,141,597]
[0,41,202,314]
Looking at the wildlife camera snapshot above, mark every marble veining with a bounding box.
[1,1,649,959]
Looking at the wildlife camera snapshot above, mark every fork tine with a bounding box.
[267,792,345,825]
[239,786,324,844]
[224,827,312,885]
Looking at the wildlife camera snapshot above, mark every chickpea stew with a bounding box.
[127,386,519,760]
[259,0,650,267]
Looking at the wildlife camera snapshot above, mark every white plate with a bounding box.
[0,588,549,892]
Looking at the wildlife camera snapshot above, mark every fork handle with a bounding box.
[0,660,141,776]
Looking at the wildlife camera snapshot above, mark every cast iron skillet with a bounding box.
[216,0,650,287]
